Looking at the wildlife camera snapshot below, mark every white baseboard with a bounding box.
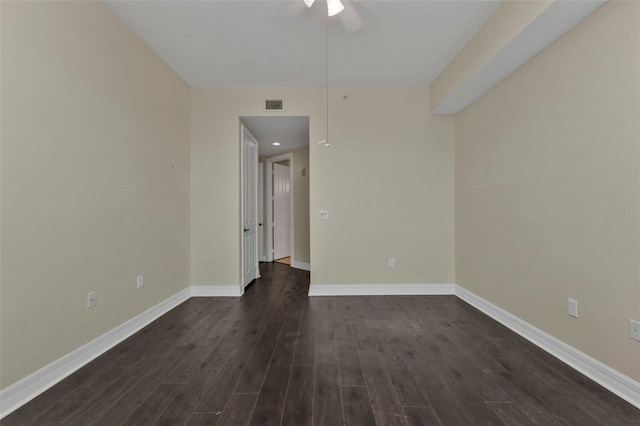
[455,285,640,410]
[191,285,243,297]
[0,287,191,419]
[290,260,311,271]
[308,283,455,296]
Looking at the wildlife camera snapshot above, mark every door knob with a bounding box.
[244,228,250,232]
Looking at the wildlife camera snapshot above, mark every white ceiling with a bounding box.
[242,116,310,157]
[104,0,500,87]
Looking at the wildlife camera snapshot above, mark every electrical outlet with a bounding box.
[568,298,578,318]
[388,258,395,268]
[630,319,640,342]
[319,210,329,219]
[87,291,96,309]
[137,274,144,289]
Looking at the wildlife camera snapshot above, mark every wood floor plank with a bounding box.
[333,301,366,387]
[430,362,506,426]
[335,331,366,386]
[232,310,288,393]
[281,366,314,426]
[436,307,511,372]
[155,305,273,425]
[487,401,539,426]
[63,355,137,401]
[369,320,430,407]
[27,399,85,425]
[0,391,73,426]
[193,307,275,414]
[162,312,237,384]
[214,393,259,426]
[247,304,306,425]
[292,302,317,366]
[186,412,223,426]
[93,355,181,426]
[159,298,215,328]
[341,386,377,426]
[406,359,474,426]
[270,304,306,367]
[157,329,201,359]
[247,364,291,426]
[379,319,439,361]
[193,325,269,400]
[486,371,571,426]
[357,349,409,426]
[429,330,511,403]
[516,353,640,425]
[122,383,182,426]
[351,319,377,352]
[495,356,602,425]
[192,352,248,414]
[313,351,344,426]
[111,302,222,360]
[59,355,156,426]
[152,383,209,426]
[402,406,441,426]
[191,299,238,331]
[0,348,136,424]
[313,302,344,426]
[428,400,475,426]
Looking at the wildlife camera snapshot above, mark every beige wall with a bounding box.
[311,87,455,285]
[455,1,640,381]
[192,87,455,287]
[191,88,323,286]
[0,1,191,389]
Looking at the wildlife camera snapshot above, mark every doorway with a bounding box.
[241,116,310,272]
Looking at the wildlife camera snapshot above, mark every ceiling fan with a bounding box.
[301,0,364,33]
[304,0,344,17]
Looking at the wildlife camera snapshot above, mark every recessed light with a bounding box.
[272,142,280,146]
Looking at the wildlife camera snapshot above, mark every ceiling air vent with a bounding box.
[265,99,283,110]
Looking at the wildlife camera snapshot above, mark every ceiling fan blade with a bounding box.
[338,1,363,33]
[277,0,363,33]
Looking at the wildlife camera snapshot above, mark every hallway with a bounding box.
[4,263,638,425]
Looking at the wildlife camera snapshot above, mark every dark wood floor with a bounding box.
[4,263,639,426]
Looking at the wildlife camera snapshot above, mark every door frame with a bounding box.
[239,121,259,294]
[265,153,294,264]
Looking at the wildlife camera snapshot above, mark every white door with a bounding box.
[242,125,259,287]
[273,163,291,260]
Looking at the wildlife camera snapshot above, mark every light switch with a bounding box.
[568,299,578,318]
[319,210,329,219]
